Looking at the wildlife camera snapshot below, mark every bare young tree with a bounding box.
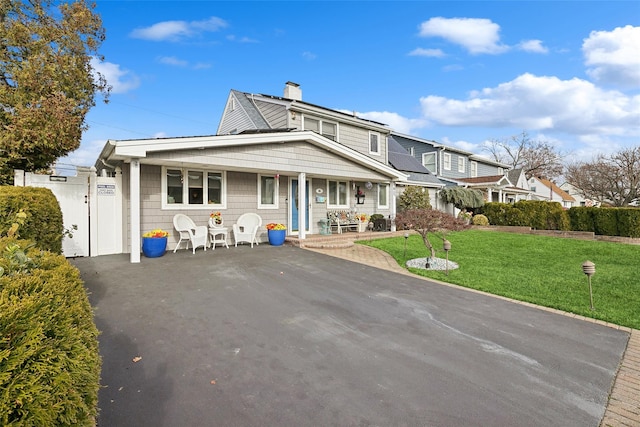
[565,146,640,207]
[395,209,470,259]
[484,131,564,180]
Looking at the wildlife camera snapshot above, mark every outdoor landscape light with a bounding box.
[582,261,596,310]
[443,240,452,276]
[404,233,409,258]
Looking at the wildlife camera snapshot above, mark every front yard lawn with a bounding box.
[359,229,640,329]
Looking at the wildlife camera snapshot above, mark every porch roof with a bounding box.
[97,130,408,182]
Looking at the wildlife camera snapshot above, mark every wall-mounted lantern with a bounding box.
[355,186,365,204]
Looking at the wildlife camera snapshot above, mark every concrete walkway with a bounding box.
[305,242,640,427]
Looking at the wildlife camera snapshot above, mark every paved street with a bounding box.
[73,245,629,427]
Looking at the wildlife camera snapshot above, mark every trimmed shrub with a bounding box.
[568,206,596,232]
[478,203,526,226]
[593,208,619,237]
[398,186,431,211]
[616,208,640,238]
[472,214,490,226]
[512,200,570,231]
[0,187,63,254]
[0,237,100,426]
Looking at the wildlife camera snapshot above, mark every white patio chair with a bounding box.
[173,214,208,254]
[232,213,262,248]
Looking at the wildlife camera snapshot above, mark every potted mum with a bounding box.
[142,228,169,258]
[357,213,369,232]
[209,211,223,228]
[265,223,286,246]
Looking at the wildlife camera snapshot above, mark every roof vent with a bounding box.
[284,81,301,101]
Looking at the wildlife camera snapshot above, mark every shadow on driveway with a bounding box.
[73,245,629,427]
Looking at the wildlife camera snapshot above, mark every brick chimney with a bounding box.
[284,81,302,101]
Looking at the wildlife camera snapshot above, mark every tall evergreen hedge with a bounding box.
[568,206,640,237]
[479,201,569,230]
[0,187,63,254]
[0,238,100,426]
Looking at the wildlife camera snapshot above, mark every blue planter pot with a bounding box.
[142,237,167,258]
[267,229,286,246]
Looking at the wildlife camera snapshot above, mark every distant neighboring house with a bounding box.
[505,169,533,202]
[95,81,408,262]
[559,182,601,207]
[456,175,513,203]
[390,132,510,181]
[529,177,575,208]
[387,136,446,208]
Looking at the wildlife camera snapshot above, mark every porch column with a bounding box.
[390,182,397,232]
[487,189,493,202]
[130,159,141,263]
[498,189,503,203]
[298,172,306,240]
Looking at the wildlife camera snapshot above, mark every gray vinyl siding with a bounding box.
[254,100,287,129]
[122,164,391,252]
[218,95,258,135]
[146,142,390,181]
[440,152,467,179]
[476,162,503,176]
[293,112,388,164]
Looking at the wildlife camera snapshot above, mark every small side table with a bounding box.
[209,227,229,250]
[208,218,229,250]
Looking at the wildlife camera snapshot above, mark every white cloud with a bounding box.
[419,73,640,137]
[158,56,188,67]
[408,48,445,58]
[517,39,548,54]
[130,16,228,41]
[226,35,259,43]
[90,58,140,94]
[418,17,509,55]
[354,111,427,134]
[302,51,317,60]
[583,25,640,88]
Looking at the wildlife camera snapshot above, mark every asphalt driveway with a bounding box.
[73,245,628,427]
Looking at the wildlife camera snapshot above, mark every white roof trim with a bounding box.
[102,131,408,181]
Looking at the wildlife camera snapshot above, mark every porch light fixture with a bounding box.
[582,261,596,310]
[355,186,365,205]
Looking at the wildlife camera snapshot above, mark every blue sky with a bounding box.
[59,1,640,173]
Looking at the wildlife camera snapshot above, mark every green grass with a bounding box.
[359,230,640,329]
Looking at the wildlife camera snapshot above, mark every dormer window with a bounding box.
[302,116,337,141]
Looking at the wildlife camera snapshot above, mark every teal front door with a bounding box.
[291,179,309,233]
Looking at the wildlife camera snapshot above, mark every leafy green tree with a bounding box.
[0,0,110,184]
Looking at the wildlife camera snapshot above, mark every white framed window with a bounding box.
[458,157,466,173]
[258,174,278,209]
[470,161,478,177]
[303,116,338,141]
[322,121,337,141]
[498,167,504,175]
[378,183,389,208]
[408,146,415,156]
[327,180,349,208]
[369,132,380,155]
[422,152,437,174]
[163,167,226,208]
[443,153,452,170]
